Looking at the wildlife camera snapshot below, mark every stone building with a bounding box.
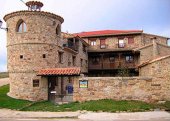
[3,1,170,103]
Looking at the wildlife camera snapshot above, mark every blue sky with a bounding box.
[0,0,170,72]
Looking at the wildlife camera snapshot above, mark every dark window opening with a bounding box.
[58,52,63,63]
[73,56,76,66]
[125,55,134,63]
[81,59,83,67]
[83,44,86,53]
[20,55,23,59]
[110,56,115,62]
[33,79,39,87]
[43,54,46,58]
[56,25,61,36]
[92,57,100,64]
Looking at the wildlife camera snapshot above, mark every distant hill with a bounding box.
[0,72,9,79]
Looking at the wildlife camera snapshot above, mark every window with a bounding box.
[100,39,106,49]
[72,56,76,66]
[92,57,100,64]
[33,79,39,87]
[128,37,134,44]
[56,25,61,36]
[90,40,96,46]
[81,59,83,67]
[125,55,134,62]
[109,56,115,62]
[83,44,86,53]
[118,39,125,48]
[58,52,63,63]
[20,55,23,59]
[43,54,46,58]
[167,39,170,46]
[17,20,27,33]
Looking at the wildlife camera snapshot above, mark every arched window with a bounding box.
[16,20,27,33]
[56,24,61,36]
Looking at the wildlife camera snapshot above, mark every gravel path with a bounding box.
[0,78,9,87]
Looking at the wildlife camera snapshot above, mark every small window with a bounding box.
[33,79,39,87]
[90,40,96,46]
[81,59,83,67]
[118,39,125,48]
[58,52,63,63]
[128,37,134,44]
[73,56,76,66]
[20,55,23,59]
[17,20,27,33]
[125,55,134,62]
[83,44,86,53]
[110,56,115,62]
[92,57,100,64]
[100,39,106,49]
[167,39,170,46]
[56,25,61,36]
[43,54,46,58]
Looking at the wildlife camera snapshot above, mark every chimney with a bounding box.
[151,37,159,58]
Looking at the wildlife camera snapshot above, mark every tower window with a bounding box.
[20,55,23,59]
[17,20,27,33]
[43,54,46,58]
[56,25,61,36]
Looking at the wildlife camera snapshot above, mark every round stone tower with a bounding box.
[3,1,64,101]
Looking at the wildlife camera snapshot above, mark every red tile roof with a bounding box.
[38,67,81,76]
[74,30,143,37]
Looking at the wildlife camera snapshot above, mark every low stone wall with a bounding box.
[73,77,170,103]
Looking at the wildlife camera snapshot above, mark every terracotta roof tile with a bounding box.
[38,67,81,76]
[74,30,143,37]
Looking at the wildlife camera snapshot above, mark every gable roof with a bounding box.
[74,30,143,37]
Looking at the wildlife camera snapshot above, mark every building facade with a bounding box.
[3,1,170,103]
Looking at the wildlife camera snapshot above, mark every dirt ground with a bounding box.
[0,78,9,87]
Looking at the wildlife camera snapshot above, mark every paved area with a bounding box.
[0,78,9,86]
[0,109,170,121]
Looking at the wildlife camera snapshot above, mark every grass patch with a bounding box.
[21,99,154,112]
[0,85,32,110]
[1,85,170,112]
[0,72,9,79]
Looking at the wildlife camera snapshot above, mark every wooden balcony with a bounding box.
[88,61,136,70]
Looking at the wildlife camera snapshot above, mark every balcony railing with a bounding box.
[88,61,135,70]
[63,43,78,51]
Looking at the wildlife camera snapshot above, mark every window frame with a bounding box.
[17,20,27,33]
[58,52,63,63]
[90,40,96,46]
[33,79,39,87]
[125,55,134,63]
[118,39,125,48]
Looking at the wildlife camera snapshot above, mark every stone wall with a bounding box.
[139,56,170,101]
[73,76,170,102]
[8,72,48,101]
